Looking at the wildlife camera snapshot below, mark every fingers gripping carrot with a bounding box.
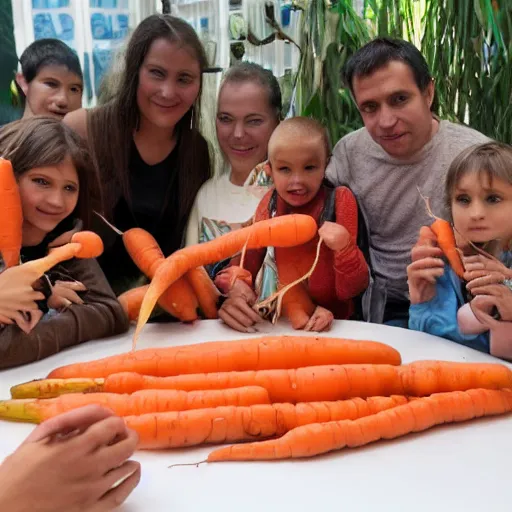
[206,388,512,461]
[0,159,23,268]
[134,214,318,347]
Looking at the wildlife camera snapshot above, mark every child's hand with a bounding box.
[303,305,334,332]
[469,283,512,323]
[407,226,445,305]
[464,254,512,292]
[318,222,351,252]
[47,280,87,310]
[0,405,140,512]
[218,279,263,333]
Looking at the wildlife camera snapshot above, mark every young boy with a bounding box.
[15,38,83,120]
[216,116,369,333]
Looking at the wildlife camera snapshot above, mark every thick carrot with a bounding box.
[70,231,104,258]
[0,158,22,268]
[125,395,409,449]
[22,360,512,402]
[206,388,512,461]
[430,219,465,278]
[134,214,318,347]
[0,386,270,423]
[185,267,220,319]
[118,285,148,321]
[46,336,402,379]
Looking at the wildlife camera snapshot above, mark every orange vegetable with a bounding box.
[134,214,318,347]
[118,285,148,321]
[206,388,512,461]
[0,386,270,423]
[46,335,402,379]
[70,231,104,258]
[126,395,409,449]
[0,158,22,268]
[185,267,220,319]
[430,218,465,278]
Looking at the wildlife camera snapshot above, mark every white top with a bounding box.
[0,320,511,512]
[185,165,271,246]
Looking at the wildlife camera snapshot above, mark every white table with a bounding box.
[1,320,511,511]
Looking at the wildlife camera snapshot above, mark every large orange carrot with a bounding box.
[0,158,22,268]
[0,386,270,423]
[70,231,104,258]
[430,219,465,278]
[185,267,220,319]
[118,285,148,321]
[18,360,512,401]
[46,336,402,379]
[206,388,512,461]
[134,214,318,347]
[125,395,409,449]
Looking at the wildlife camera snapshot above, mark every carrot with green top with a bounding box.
[205,388,512,461]
[0,386,270,423]
[126,395,409,449]
[46,336,402,379]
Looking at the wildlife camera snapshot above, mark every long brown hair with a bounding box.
[87,14,211,250]
[0,116,100,229]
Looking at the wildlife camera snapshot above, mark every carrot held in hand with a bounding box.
[0,386,270,423]
[134,214,318,348]
[430,219,465,278]
[46,335,402,379]
[126,395,409,449]
[0,158,23,268]
[206,388,512,461]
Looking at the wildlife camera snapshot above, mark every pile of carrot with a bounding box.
[2,335,512,464]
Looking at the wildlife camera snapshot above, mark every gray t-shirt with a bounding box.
[326,120,489,302]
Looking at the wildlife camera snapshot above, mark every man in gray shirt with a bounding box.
[326,37,488,327]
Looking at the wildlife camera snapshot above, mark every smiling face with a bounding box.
[136,38,201,132]
[18,155,79,246]
[352,60,435,160]
[451,171,512,245]
[216,81,279,177]
[17,64,83,119]
[268,133,327,208]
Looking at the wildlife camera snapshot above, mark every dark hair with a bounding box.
[445,142,512,214]
[220,62,282,120]
[87,14,211,252]
[17,39,83,102]
[343,37,434,100]
[0,116,100,230]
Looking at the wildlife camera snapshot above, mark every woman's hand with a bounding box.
[318,221,351,252]
[407,226,444,305]
[469,283,512,323]
[47,280,87,310]
[303,305,334,332]
[464,254,512,292]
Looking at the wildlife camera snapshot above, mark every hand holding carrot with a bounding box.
[303,305,334,332]
[318,221,351,252]
[0,405,141,512]
[407,226,445,304]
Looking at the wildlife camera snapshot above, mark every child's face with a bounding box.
[18,65,83,119]
[451,171,512,245]
[268,136,327,208]
[18,156,79,245]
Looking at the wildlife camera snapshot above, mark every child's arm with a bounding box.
[0,258,129,370]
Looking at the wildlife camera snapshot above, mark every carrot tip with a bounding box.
[168,460,207,469]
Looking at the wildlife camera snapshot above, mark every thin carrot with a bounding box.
[206,388,512,461]
[134,214,318,348]
[18,360,512,401]
[0,158,22,268]
[185,267,220,319]
[0,386,271,423]
[430,218,465,278]
[118,285,148,321]
[124,395,409,449]
[46,336,402,379]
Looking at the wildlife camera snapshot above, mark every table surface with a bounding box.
[1,320,511,512]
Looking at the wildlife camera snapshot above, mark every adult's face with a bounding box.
[216,81,279,176]
[352,60,435,160]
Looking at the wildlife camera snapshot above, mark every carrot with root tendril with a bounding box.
[45,335,401,380]
[133,214,318,348]
[185,267,220,319]
[125,395,410,450]
[0,158,23,268]
[204,388,512,461]
[0,386,271,423]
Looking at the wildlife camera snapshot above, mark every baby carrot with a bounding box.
[0,386,270,423]
[46,336,402,379]
[206,388,512,461]
[125,395,409,449]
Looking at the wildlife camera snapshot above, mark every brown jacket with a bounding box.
[0,258,129,369]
